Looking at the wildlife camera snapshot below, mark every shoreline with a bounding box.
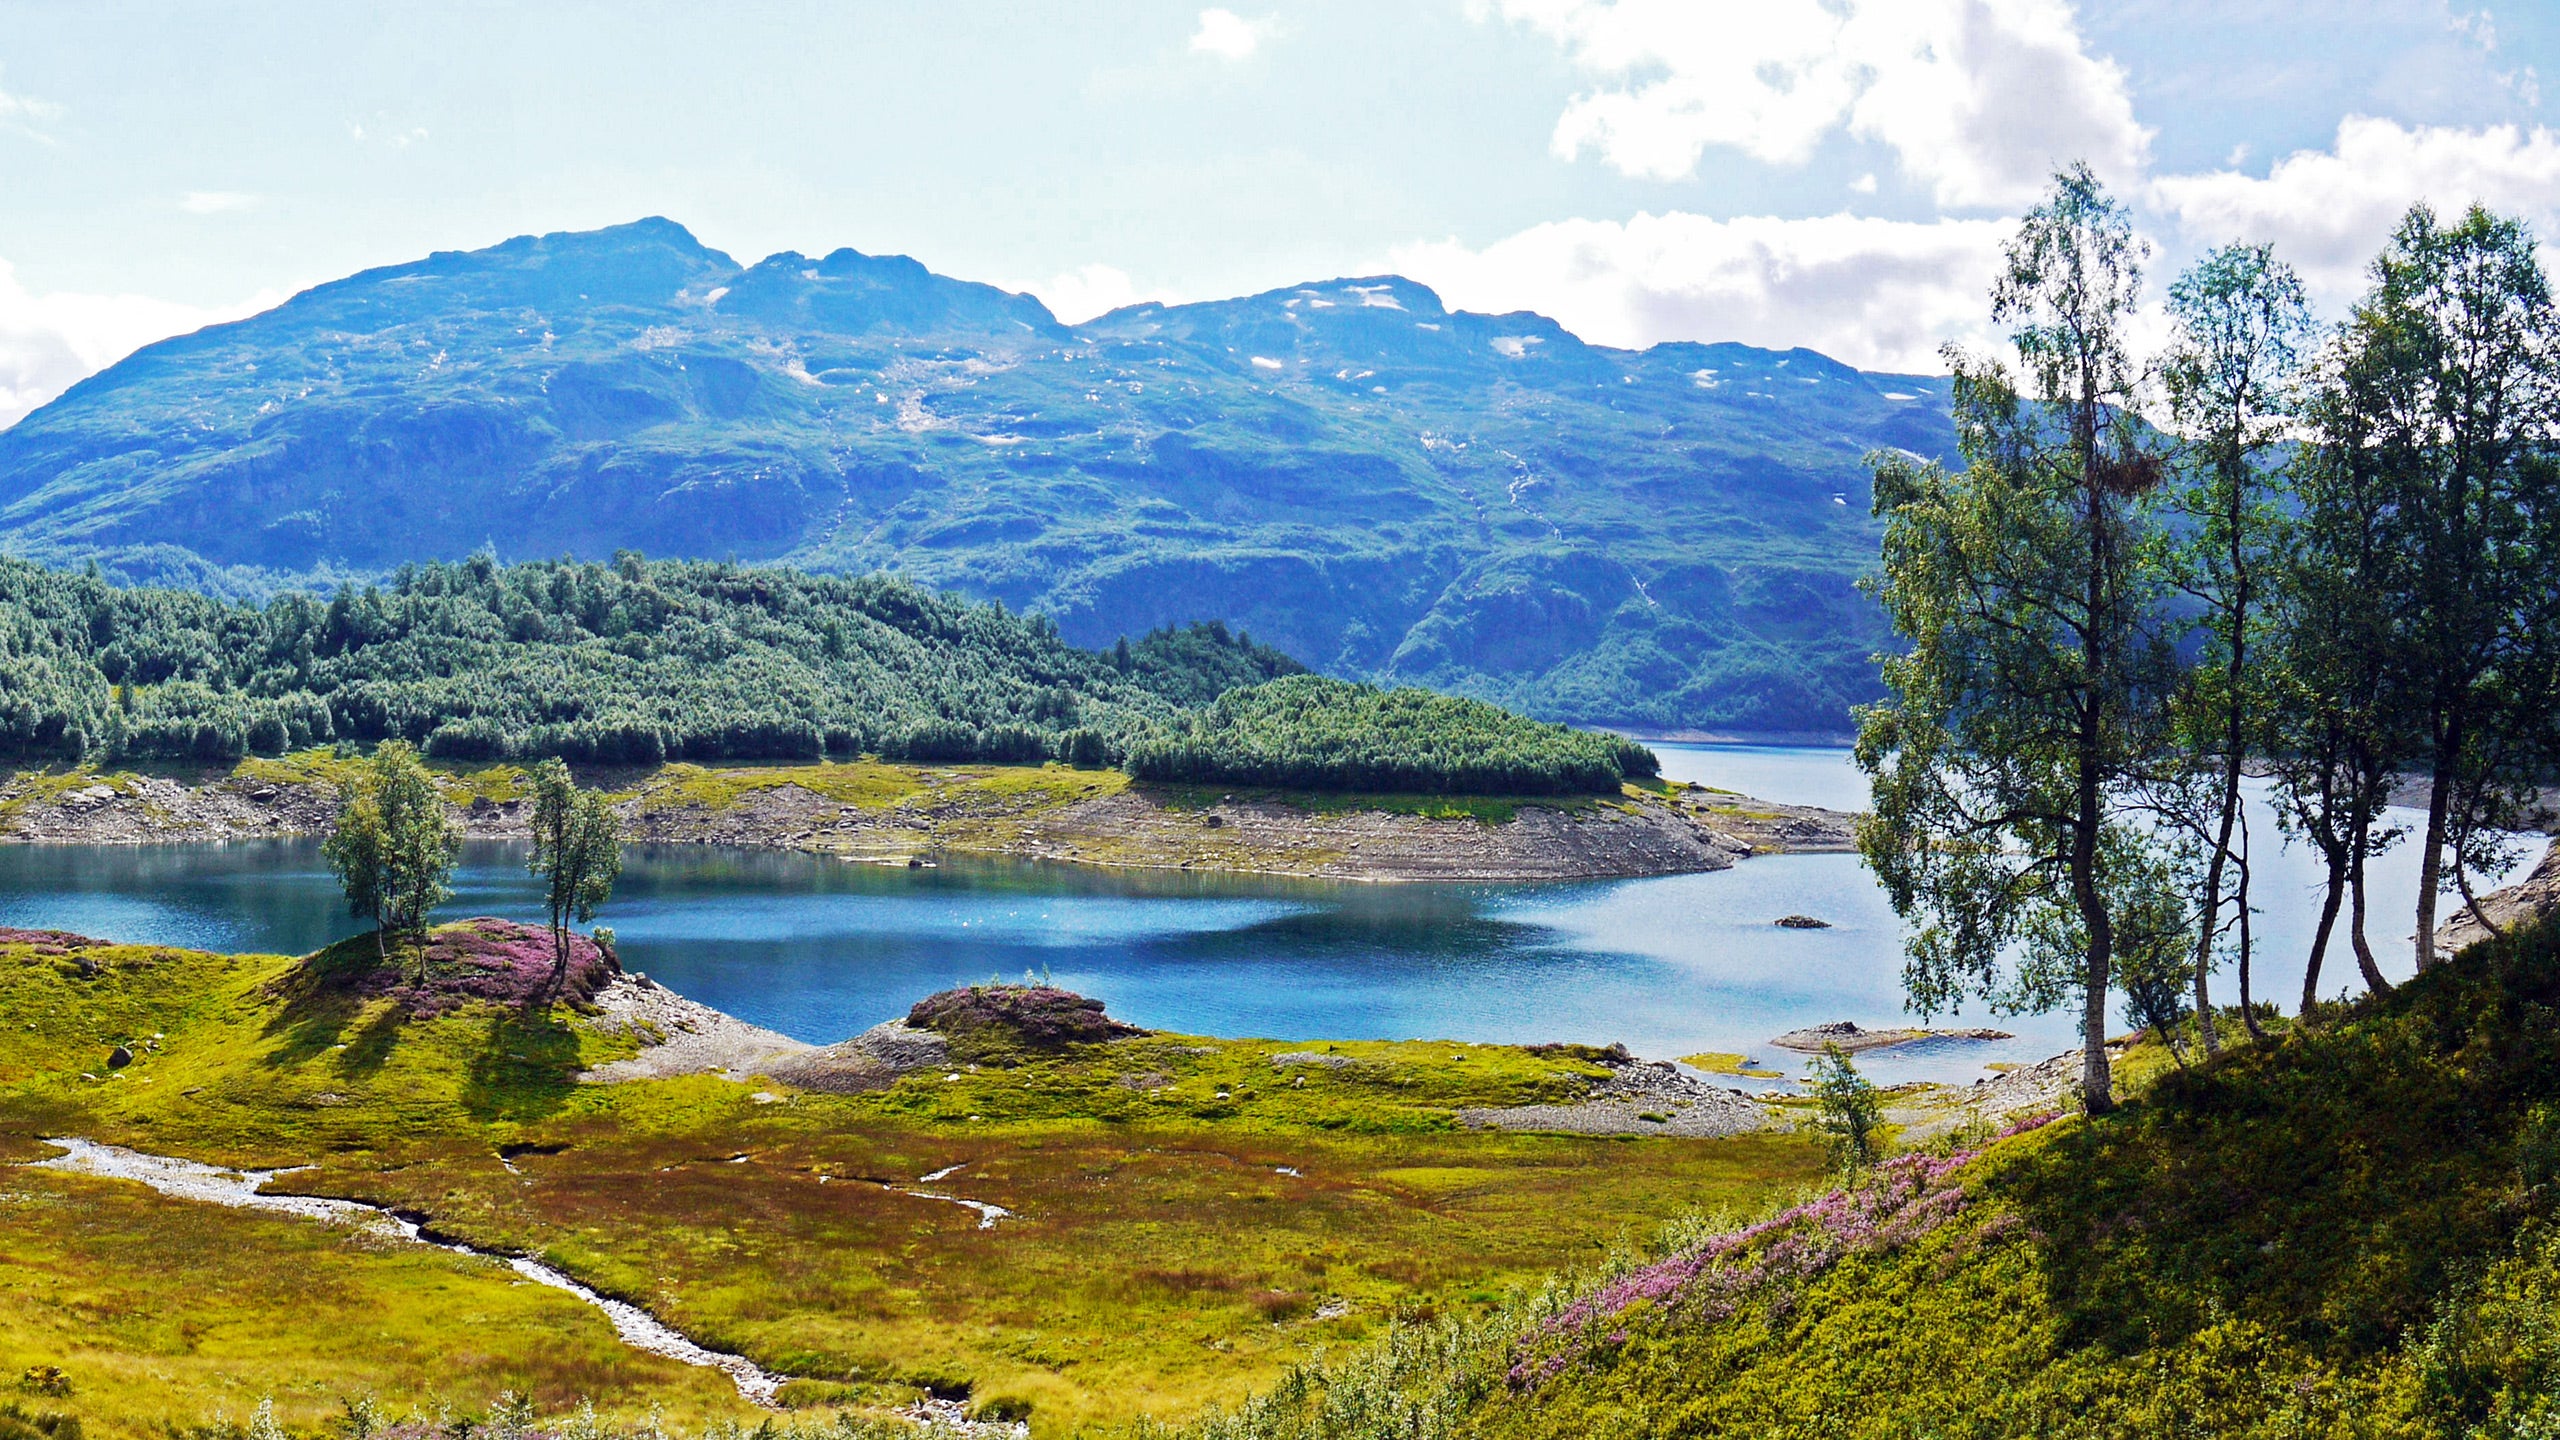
[0,756,1859,884]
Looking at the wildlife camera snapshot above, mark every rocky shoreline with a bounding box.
[0,760,1858,884]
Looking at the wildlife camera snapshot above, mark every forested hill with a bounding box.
[0,554,1657,795]
[0,218,1956,735]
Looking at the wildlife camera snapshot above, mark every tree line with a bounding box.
[0,554,1299,768]
[1861,167,2560,1113]
[1125,675,1660,795]
[0,551,1656,795]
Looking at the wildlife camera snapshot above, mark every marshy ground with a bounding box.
[0,922,1833,1435]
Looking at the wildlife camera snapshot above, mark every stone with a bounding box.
[106,1045,132,1069]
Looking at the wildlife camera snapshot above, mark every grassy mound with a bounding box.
[906,983,1144,1062]
[1122,675,1659,796]
[1166,916,2560,1439]
[290,917,618,1018]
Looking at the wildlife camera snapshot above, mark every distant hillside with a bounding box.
[0,219,1957,733]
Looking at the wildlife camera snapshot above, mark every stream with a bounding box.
[21,1137,1013,1409]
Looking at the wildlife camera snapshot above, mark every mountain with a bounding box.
[0,218,1957,734]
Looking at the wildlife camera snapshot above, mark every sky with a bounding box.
[3,0,2557,426]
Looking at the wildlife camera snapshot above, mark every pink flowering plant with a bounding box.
[1504,1111,2061,1392]
[301,917,618,1017]
[0,928,105,956]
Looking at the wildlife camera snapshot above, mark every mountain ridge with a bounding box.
[0,217,1956,733]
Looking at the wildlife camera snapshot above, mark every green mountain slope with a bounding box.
[0,219,1954,734]
[1171,919,2560,1439]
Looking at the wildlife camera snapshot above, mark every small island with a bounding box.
[1768,1019,2013,1054]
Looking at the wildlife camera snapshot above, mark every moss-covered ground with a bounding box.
[0,928,1823,1436]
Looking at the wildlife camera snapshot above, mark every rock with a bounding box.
[1775,914,1831,928]
[765,1020,948,1093]
[1204,814,1225,828]
[1271,1051,1355,1069]
[106,1045,133,1069]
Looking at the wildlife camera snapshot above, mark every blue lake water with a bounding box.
[0,745,2534,1087]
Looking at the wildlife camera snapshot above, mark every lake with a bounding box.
[0,745,2532,1087]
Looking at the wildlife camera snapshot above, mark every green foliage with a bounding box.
[1803,1043,1881,1173]
[319,786,386,939]
[0,550,1639,795]
[0,554,1287,769]
[1857,167,2186,1114]
[1114,622,1308,708]
[324,741,459,967]
[1125,676,1658,796]
[526,758,622,973]
[2159,241,2313,1047]
[2302,203,2560,966]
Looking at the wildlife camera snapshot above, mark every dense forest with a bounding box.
[1125,675,1659,795]
[0,554,1655,794]
[0,554,1301,767]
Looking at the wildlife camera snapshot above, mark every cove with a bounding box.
[0,746,2528,1089]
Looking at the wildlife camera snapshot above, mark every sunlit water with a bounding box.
[0,746,2536,1087]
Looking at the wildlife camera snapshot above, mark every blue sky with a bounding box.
[3,0,2556,423]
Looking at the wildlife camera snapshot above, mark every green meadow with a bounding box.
[0,927,1825,1435]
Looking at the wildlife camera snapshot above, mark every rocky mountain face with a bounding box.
[0,218,1955,733]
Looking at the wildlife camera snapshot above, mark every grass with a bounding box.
[0,927,1826,1436]
[0,1166,741,1427]
[1675,1053,1776,1078]
[1117,781,1605,826]
[1146,918,2560,1440]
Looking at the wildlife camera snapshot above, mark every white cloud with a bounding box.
[1189,8,1278,60]
[0,73,63,139]
[1009,263,1181,324]
[2151,116,2560,299]
[1393,211,2016,372]
[1492,0,2149,208]
[178,191,258,215]
[0,258,275,429]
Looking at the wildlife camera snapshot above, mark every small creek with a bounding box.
[20,1137,1015,1407]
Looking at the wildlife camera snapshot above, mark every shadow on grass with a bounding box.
[462,1009,590,1125]
[258,934,408,1077]
[1997,915,2560,1365]
[254,928,593,1124]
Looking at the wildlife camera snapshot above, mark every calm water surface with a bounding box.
[0,745,2532,1086]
